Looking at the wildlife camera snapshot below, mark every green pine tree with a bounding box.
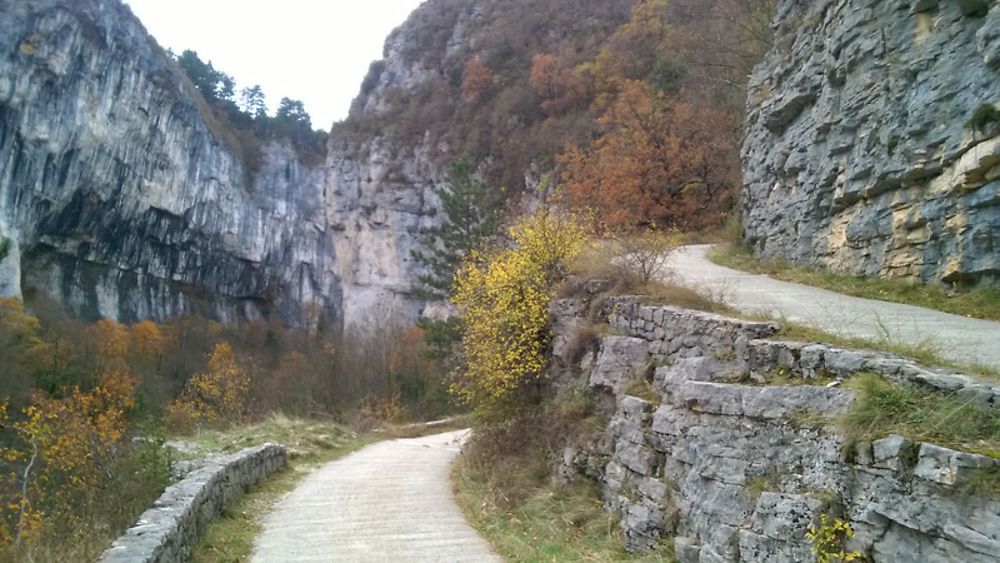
[412,154,504,299]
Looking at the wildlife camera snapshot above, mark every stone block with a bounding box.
[741,385,856,419]
[681,381,744,415]
[751,492,823,540]
[910,0,939,12]
[615,440,658,476]
[914,443,999,486]
[800,344,827,376]
[958,383,1000,412]
[623,501,667,552]
[589,336,652,393]
[680,381,855,419]
[619,394,656,420]
[739,528,820,563]
[872,434,912,471]
[550,298,582,324]
[638,476,669,502]
[674,536,701,563]
[823,347,868,376]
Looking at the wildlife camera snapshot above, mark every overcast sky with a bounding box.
[124,0,426,130]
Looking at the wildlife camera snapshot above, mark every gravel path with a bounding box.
[666,245,1000,371]
[251,429,500,562]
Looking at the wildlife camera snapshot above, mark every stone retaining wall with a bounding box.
[552,296,1000,562]
[99,443,286,563]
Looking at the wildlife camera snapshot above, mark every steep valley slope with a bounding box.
[0,0,639,332]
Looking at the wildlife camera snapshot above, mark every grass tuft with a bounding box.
[623,380,662,404]
[839,373,1000,469]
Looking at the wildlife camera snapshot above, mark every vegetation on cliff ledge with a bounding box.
[341,0,774,232]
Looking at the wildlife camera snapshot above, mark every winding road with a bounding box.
[252,429,499,562]
[666,245,1000,371]
[250,245,1000,562]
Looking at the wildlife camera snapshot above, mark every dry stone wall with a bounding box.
[742,0,1000,285]
[551,296,1000,562]
[99,443,286,563]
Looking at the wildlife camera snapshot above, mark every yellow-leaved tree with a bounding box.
[0,363,137,550]
[451,207,588,418]
[166,341,250,432]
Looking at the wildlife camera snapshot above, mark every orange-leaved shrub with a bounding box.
[165,341,251,432]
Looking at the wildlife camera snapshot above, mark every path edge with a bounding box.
[99,443,287,563]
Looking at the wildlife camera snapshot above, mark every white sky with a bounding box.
[124,0,426,130]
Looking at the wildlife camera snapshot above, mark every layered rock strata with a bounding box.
[551,295,1000,561]
[742,0,1000,285]
[0,0,340,326]
[0,0,453,331]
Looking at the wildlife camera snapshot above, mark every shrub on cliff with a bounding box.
[450,207,588,418]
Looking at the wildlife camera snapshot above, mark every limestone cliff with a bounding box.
[742,0,1000,285]
[0,0,632,332]
[0,0,339,326]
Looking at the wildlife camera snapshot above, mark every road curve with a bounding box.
[666,245,1000,371]
[251,429,500,563]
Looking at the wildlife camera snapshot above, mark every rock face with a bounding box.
[0,0,340,326]
[0,0,457,332]
[742,0,1000,285]
[325,135,440,335]
[552,295,1000,561]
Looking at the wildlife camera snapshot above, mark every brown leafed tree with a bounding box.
[462,57,495,105]
[529,53,562,99]
[592,0,671,102]
[559,80,737,230]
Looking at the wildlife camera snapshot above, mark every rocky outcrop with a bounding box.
[99,443,286,563]
[0,0,501,333]
[742,0,1000,286]
[325,135,439,334]
[552,295,1000,561]
[0,0,339,326]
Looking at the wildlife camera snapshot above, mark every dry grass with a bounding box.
[452,386,675,561]
[563,236,737,316]
[839,373,1000,493]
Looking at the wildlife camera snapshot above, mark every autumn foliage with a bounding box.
[165,342,251,432]
[0,314,142,555]
[451,208,589,417]
[341,0,770,231]
[462,57,495,105]
[560,80,737,229]
[0,296,460,557]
